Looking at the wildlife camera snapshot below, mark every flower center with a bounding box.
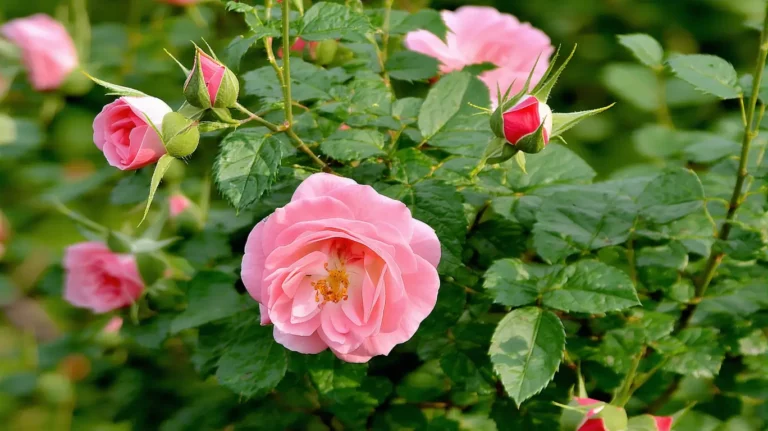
[312,261,350,303]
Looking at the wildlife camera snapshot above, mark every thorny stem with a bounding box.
[235,103,329,171]
[264,0,285,88]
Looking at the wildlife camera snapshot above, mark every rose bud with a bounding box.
[169,193,203,233]
[561,398,627,431]
[1,14,78,91]
[491,94,553,154]
[242,173,441,363]
[278,38,319,60]
[161,112,200,158]
[63,242,144,313]
[184,47,239,109]
[0,210,9,261]
[628,415,673,431]
[93,96,173,170]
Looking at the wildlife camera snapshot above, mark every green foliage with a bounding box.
[667,54,742,99]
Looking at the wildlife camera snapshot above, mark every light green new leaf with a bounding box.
[85,72,147,97]
[385,51,439,82]
[617,34,664,68]
[551,104,614,137]
[319,129,386,161]
[637,168,704,224]
[667,54,741,99]
[489,307,565,406]
[214,128,283,212]
[300,2,372,41]
[140,154,175,225]
[304,351,367,395]
[541,260,640,313]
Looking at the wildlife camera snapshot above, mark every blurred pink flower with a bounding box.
[404,6,553,105]
[169,193,192,218]
[0,211,9,260]
[92,96,172,170]
[652,416,673,431]
[64,242,144,313]
[278,38,318,59]
[103,317,123,334]
[1,14,78,91]
[158,0,202,6]
[241,173,441,363]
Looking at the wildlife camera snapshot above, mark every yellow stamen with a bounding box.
[312,262,350,303]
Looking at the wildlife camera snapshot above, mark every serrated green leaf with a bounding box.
[305,351,367,395]
[637,168,704,224]
[595,327,645,375]
[532,188,637,262]
[390,148,435,184]
[504,143,596,191]
[418,71,492,155]
[300,2,372,41]
[140,154,175,225]
[541,260,639,313]
[617,34,664,68]
[601,63,658,111]
[215,321,288,399]
[389,9,447,40]
[489,307,564,406]
[170,272,244,334]
[243,59,349,103]
[214,128,283,212]
[483,259,548,307]
[319,129,386,161]
[385,51,439,81]
[714,221,767,260]
[551,104,614,137]
[662,328,725,378]
[667,54,741,99]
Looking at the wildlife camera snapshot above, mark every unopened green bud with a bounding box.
[162,112,200,158]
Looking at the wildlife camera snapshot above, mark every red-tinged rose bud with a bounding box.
[570,398,627,431]
[278,38,319,60]
[653,416,673,431]
[491,94,552,154]
[338,124,350,131]
[169,193,192,218]
[184,47,239,109]
[0,210,9,261]
[168,193,204,233]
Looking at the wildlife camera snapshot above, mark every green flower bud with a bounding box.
[161,112,200,158]
[315,39,339,66]
[183,48,239,109]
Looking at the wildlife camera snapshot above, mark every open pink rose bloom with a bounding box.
[405,6,554,105]
[92,96,172,170]
[64,242,144,314]
[241,173,441,363]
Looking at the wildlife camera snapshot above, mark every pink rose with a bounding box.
[169,193,193,218]
[502,95,552,146]
[1,14,78,91]
[64,242,144,313]
[241,173,441,363]
[404,6,553,105]
[93,96,172,170]
[652,416,673,431]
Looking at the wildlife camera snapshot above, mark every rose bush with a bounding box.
[1,0,768,430]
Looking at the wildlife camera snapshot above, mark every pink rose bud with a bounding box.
[92,96,173,170]
[0,210,9,261]
[184,48,239,109]
[1,14,78,91]
[338,124,351,131]
[278,38,319,60]
[572,398,627,431]
[241,173,441,363]
[169,193,193,218]
[491,95,552,154]
[103,317,123,334]
[63,242,144,313]
[404,6,553,106]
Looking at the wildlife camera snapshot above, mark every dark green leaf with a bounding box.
[637,168,704,224]
[300,2,372,41]
[541,260,639,313]
[385,51,439,81]
[389,9,447,40]
[170,272,244,334]
[319,129,386,161]
[489,307,564,405]
[661,328,725,378]
[214,128,283,212]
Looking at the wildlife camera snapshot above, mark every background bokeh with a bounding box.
[1,0,765,429]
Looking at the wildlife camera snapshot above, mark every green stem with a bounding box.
[612,347,644,407]
[693,6,768,302]
[281,0,293,128]
[234,103,280,131]
[654,67,674,128]
[382,0,394,62]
